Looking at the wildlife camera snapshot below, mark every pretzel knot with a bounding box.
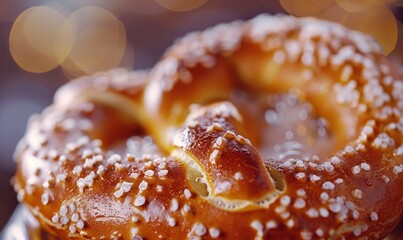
[14,14,403,239]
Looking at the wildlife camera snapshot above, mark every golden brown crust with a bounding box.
[13,14,403,239]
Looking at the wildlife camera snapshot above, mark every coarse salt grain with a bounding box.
[370,212,378,221]
[184,189,192,199]
[209,228,220,238]
[322,181,335,190]
[134,195,146,206]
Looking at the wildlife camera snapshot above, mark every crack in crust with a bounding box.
[13,14,403,239]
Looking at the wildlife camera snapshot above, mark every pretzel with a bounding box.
[13,14,403,239]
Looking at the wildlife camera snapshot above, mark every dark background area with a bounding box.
[0,0,402,232]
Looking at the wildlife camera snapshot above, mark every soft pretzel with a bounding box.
[13,14,403,239]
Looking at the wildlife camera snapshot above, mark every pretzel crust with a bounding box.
[14,14,403,239]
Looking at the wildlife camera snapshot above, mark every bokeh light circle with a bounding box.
[284,1,399,56]
[154,0,208,12]
[279,0,334,16]
[9,6,74,73]
[61,6,127,77]
[390,20,403,63]
[118,41,135,69]
[335,0,386,12]
[343,6,398,55]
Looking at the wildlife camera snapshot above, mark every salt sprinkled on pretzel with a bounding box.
[13,14,402,239]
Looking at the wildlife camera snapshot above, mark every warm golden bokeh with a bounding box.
[391,19,403,63]
[335,0,386,12]
[9,5,128,77]
[60,6,127,77]
[7,0,403,75]
[279,0,400,56]
[154,0,208,12]
[9,6,74,73]
[118,41,135,69]
[344,6,398,54]
[279,0,334,16]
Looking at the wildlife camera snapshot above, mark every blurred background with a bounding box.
[0,0,402,232]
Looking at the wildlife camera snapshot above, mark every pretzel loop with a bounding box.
[13,14,403,239]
